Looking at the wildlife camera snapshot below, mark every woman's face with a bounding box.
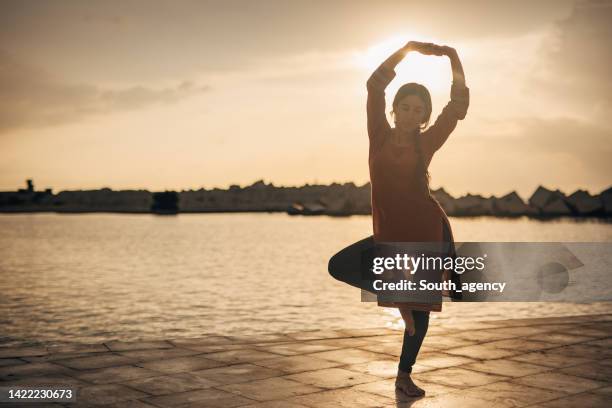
[394,94,426,132]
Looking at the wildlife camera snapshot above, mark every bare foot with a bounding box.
[395,370,425,397]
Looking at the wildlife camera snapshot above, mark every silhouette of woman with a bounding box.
[367,40,469,396]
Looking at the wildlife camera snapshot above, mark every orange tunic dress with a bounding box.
[367,63,470,311]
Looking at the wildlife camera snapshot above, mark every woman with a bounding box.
[367,40,469,396]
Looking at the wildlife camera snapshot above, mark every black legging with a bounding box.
[398,220,451,373]
[398,310,430,373]
[328,220,454,374]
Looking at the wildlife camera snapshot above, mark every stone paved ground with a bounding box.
[1,313,611,407]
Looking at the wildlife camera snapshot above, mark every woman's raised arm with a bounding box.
[366,42,420,150]
[422,46,470,155]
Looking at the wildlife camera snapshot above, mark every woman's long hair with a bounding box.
[391,83,433,195]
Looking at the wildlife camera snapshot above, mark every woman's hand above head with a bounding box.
[403,41,421,53]
[439,45,458,58]
[405,41,446,57]
[419,42,445,56]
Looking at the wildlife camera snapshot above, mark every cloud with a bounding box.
[0,0,578,85]
[527,0,612,121]
[472,115,612,177]
[0,51,209,134]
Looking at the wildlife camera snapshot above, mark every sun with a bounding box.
[354,34,450,93]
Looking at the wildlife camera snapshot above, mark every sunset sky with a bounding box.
[1,0,610,199]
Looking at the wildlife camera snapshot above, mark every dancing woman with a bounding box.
[367,40,469,396]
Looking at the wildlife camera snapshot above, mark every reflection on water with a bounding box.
[0,213,610,347]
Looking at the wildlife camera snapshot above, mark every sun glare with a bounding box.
[355,34,451,93]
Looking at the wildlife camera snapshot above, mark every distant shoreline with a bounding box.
[2,179,611,218]
[1,208,611,222]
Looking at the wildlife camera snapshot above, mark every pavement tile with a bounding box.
[204,349,283,364]
[218,376,322,401]
[416,366,510,389]
[0,358,26,367]
[435,322,501,331]
[598,358,612,367]
[0,373,86,386]
[453,329,516,342]
[0,403,65,408]
[23,352,107,363]
[559,362,612,382]
[536,392,610,408]
[92,400,155,408]
[353,377,458,398]
[0,361,76,380]
[46,343,109,354]
[509,350,592,368]
[338,328,396,337]
[68,364,161,384]
[352,335,405,344]
[285,330,346,341]
[525,332,596,344]
[388,391,514,407]
[591,385,612,396]
[191,363,284,385]
[411,363,439,374]
[424,326,452,335]
[583,317,612,325]
[562,327,611,338]
[224,334,295,344]
[116,347,201,362]
[462,380,564,407]
[252,354,341,374]
[75,384,149,406]
[418,345,439,354]
[287,387,394,407]
[343,358,400,378]
[530,324,576,332]
[285,367,381,389]
[371,334,405,343]
[307,348,391,364]
[487,326,552,337]
[104,340,174,352]
[136,355,225,374]
[481,338,557,352]
[174,343,254,353]
[253,342,340,356]
[417,354,477,369]
[484,318,564,326]
[97,401,157,408]
[306,338,374,348]
[240,401,312,408]
[123,371,219,395]
[422,335,476,349]
[3,313,610,407]
[512,371,607,394]
[53,354,138,370]
[358,342,401,357]
[170,336,235,347]
[583,337,612,348]
[142,387,254,407]
[247,341,293,347]
[0,346,49,359]
[445,344,520,359]
[462,359,551,377]
[544,343,612,359]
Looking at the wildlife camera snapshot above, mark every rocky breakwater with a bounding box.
[1,179,610,218]
[287,185,612,218]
